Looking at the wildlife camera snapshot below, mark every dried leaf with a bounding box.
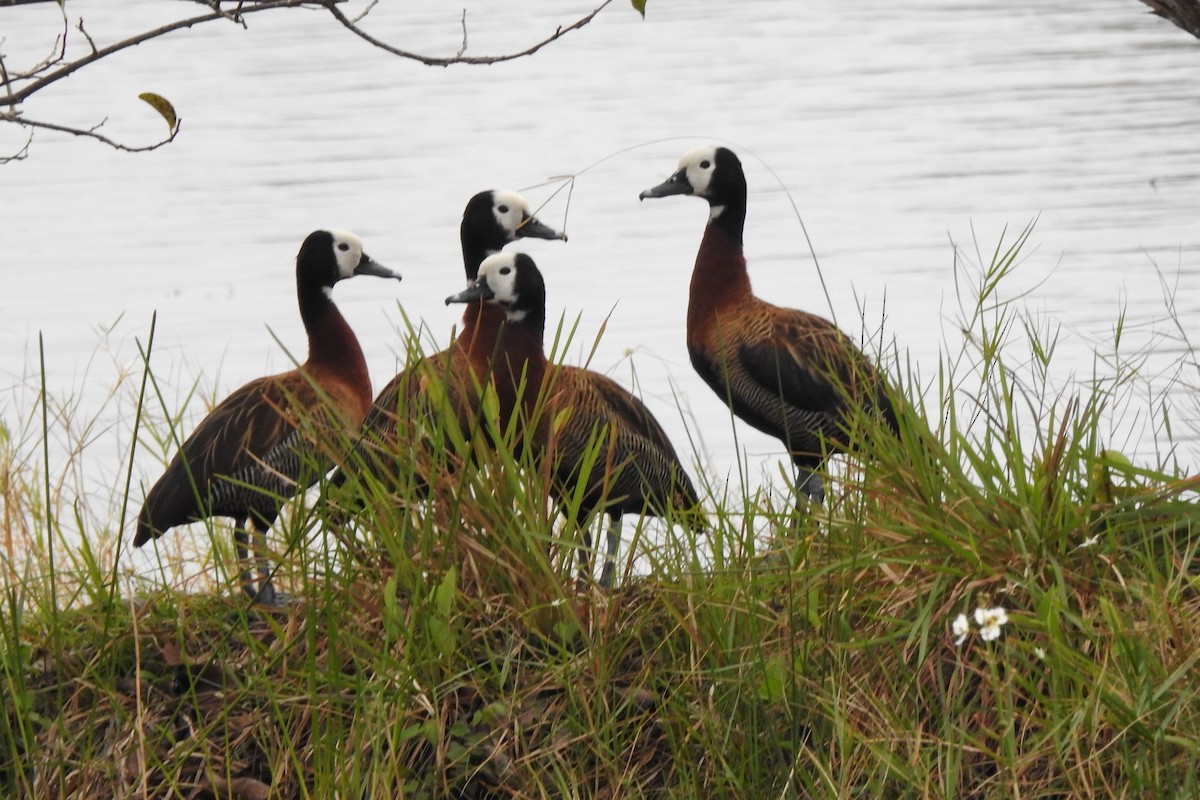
[138,92,178,132]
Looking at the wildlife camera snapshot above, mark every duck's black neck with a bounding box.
[707,190,747,249]
[493,311,548,422]
[460,238,504,332]
[462,237,500,282]
[298,281,367,372]
[505,306,546,342]
[688,190,753,325]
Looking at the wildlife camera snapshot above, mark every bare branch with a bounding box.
[1,0,618,155]
[324,0,613,67]
[1,0,315,107]
[4,111,181,153]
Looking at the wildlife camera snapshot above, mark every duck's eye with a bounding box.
[700,160,711,169]
[337,243,350,252]
[497,204,510,214]
[499,267,512,276]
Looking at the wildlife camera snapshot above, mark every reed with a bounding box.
[2,227,1198,798]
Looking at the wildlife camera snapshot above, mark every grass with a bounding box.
[3,225,1200,798]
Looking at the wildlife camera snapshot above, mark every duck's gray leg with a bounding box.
[795,468,825,508]
[235,518,279,605]
[234,524,260,600]
[250,518,279,606]
[599,514,622,589]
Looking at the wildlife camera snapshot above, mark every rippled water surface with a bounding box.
[2,0,1198,553]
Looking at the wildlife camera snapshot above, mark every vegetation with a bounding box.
[2,227,1199,798]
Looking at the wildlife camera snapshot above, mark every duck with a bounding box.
[334,190,565,501]
[639,145,897,507]
[135,229,402,604]
[446,252,703,587]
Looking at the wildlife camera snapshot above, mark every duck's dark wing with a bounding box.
[689,303,892,464]
[548,367,700,518]
[135,375,307,545]
[348,362,425,476]
[337,345,486,497]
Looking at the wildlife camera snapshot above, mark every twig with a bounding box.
[76,18,98,56]
[0,131,32,163]
[46,2,68,71]
[10,6,68,80]
[324,0,613,67]
[203,0,247,25]
[351,0,378,25]
[4,111,181,153]
[0,44,15,108]
[457,9,468,59]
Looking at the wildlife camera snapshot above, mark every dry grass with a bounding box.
[4,225,1200,798]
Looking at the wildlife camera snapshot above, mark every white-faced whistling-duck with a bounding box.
[446,252,703,588]
[336,191,565,499]
[640,145,898,507]
[135,229,402,604]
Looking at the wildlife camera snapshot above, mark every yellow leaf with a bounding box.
[138,92,178,132]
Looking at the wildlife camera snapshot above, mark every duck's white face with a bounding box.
[490,191,532,240]
[477,252,525,320]
[677,145,719,198]
[328,228,366,279]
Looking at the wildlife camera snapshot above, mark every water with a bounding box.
[2,0,1198,560]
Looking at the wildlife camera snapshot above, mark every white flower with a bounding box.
[1034,647,1046,660]
[974,606,1008,642]
[1078,534,1101,549]
[951,613,970,647]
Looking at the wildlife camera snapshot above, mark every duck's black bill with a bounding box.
[517,216,568,242]
[446,278,494,305]
[638,168,692,201]
[355,255,402,281]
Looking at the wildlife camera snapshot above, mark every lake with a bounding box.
[1,0,1197,576]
